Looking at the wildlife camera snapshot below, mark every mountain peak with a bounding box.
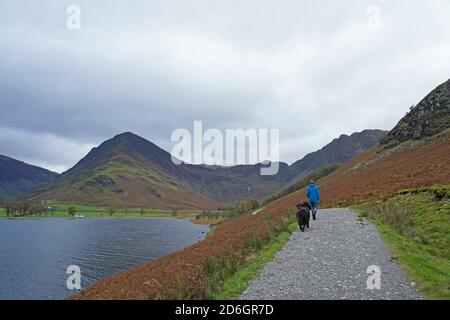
[110,131,148,145]
[113,131,140,139]
[90,131,164,155]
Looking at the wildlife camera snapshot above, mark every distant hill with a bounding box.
[288,129,387,183]
[25,129,385,209]
[382,78,450,148]
[0,155,58,200]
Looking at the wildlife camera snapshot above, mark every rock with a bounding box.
[382,78,450,148]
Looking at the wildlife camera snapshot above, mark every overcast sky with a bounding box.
[1,1,450,173]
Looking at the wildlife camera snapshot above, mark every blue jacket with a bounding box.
[306,183,320,203]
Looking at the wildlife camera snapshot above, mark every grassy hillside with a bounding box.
[302,131,449,206]
[353,185,449,299]
[26,134,220,210]
[263,164,339,204]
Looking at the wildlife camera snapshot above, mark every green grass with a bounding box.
[46,203,175,218]
[376,222,450,299]
[353,184,450,300]
[213,221,298,300]
[0,202,204,219]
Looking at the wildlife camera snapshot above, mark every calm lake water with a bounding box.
[0,218,209,300]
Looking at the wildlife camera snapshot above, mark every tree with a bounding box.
[140,208,145,216]
[5,204,11,217]
[21,202,30,216]
[68,207,76,217]
[109,207,115,216]
[235,199,259,215]
[5,202,18,217]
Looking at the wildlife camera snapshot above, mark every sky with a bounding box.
[1,0,450,173]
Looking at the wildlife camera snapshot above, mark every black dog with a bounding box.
[296,202,311,232]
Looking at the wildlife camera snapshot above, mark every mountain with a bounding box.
[25,132,292,208]
[382,78,450,148]
[0,155,58,201]
[26,129,385,209]
[26,132,221,209]
[288,129,387,183]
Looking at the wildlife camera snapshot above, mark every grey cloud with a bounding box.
[1,0,450,172]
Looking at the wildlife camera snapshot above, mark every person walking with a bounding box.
[306,179,320,220]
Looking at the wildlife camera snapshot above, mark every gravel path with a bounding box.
[240,208,421,300]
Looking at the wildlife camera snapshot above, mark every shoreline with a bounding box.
[0,214,215,226]
[0,205,222,225]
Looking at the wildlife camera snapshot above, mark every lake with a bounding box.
[0,218,209,300]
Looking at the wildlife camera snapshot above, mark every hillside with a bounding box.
[288,129,387,183]
[26,133,220,210]
[0,155,58,200]
[26,130,385,209]
[382,78,450,148]
[72,77,449,300]
[275,78,450,207]
[273,131,450,209]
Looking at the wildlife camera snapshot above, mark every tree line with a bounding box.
[2,201,51,217]
[1,201,80,217]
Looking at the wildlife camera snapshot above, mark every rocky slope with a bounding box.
[382,78,450,148]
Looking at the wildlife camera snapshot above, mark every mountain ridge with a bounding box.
[25,129,386,208]
[288,129,387,183]
[0,155,58,201]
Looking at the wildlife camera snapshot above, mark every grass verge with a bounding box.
[352,184,450,300]
[212,221,298,300]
